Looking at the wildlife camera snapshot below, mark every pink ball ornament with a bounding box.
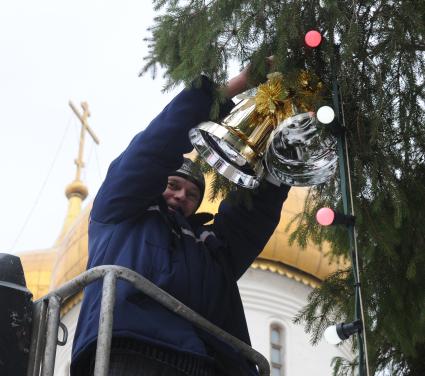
[316,207,335,226]
[305,30,322,48]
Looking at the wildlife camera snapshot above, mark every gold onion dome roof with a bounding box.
[49,203,91,291]
[198,186,344,288]
[19,248,57,299]
[19,179,92,302]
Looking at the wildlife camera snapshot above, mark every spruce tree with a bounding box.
[142,1,425,374]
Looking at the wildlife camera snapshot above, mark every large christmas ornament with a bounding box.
[264,111,338,186]
[189,71,337,188]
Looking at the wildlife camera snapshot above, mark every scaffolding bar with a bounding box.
[94,272,117,376]
[27,300,48,376]
[41,295,61,376]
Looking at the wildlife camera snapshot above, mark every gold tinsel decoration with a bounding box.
[255,72,286,116]
[254,70,323,127]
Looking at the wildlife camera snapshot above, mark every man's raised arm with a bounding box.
[91,72,250,224]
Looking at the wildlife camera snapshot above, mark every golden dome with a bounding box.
[198,186,344,284]
[261,187,341,280]
[20,177,90,300]
[50,203,91,290]
[20,249,57,299]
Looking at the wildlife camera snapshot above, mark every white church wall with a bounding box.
[239,267,353,375]
[54,303,81,376]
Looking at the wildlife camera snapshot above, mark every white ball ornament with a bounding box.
[317,106,335,124]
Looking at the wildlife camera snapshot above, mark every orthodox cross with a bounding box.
[68,101,100,181]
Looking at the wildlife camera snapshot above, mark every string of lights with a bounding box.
[306,26,371,375]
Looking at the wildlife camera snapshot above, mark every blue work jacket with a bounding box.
[71,77,290,375]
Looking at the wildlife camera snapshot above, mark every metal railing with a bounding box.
[27,265,270,376]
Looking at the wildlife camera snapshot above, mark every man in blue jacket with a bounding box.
[71,68,290,375]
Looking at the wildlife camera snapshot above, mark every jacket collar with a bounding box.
[156,196,213,229]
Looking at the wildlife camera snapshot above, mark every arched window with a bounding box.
[270,324,284,376]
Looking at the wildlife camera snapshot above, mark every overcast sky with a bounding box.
[0,1,186,253]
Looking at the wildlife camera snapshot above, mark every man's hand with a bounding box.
[222,56,274,98]
[222,65,250,98]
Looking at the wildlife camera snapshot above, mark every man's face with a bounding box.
[162,175,201,217]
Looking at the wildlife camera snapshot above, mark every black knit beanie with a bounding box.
[172,158,205,206]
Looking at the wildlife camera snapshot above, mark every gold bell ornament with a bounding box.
[189,71,338,188]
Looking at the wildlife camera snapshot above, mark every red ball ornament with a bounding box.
[305,30,322,48]
[316,207,335,226]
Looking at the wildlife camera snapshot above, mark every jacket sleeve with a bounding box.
[212,183,290,280]
[91,77,234,224]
